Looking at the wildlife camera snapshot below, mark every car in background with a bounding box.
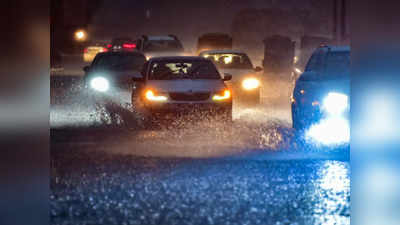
[83,41,109,63]
[136,35,185,59]
[291,45,350,145]
[196,33,232,55]
[108,37,137,52]
[83,51,146,102]
[131,56,233,123]
[199,50,263,105]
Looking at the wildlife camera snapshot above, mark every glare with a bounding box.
[294,67,302,74]
[242,78,260,90]
[305,117,350,145]
[90,77,109,92]
[145,90,167,101]
[322,92,348,115]
[223,55,233,64]
[74,29,87,41]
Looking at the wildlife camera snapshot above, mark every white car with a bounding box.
[199,50,263,105]
[132,56,233,123]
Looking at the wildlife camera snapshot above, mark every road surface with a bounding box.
[50,69,349,225]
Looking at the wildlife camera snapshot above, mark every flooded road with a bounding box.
[50,74,349,225]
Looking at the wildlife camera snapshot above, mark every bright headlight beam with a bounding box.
[322,92,349,115]
[305,117,350,146]
[242,78,260,90]
[90,77,109,92]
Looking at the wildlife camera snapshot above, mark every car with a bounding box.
[199,50,263,105]
[83,51,147,102]
[291,45,350,145]
[136,35,185,59]
[108,37,137,52]
[83,41,109,63]
[196,33,232,55]
[131,56,233,123]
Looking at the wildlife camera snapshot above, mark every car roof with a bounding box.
[199,49,246,55]
[96,51,145,57]
[149,56,209,62]
[319,45,350,52]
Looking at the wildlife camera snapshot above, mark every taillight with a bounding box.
[123,43,136,49]
[102,47,108,52]
[84,48,88,53]
[107,44,112,48]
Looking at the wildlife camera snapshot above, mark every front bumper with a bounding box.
[144,102,232,116]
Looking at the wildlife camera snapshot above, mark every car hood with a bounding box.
[146,80,225,92]
[218,69,258,82]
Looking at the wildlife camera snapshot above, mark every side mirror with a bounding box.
[254,66,263,72]
[83,66,90,73]
[222,73,232,81]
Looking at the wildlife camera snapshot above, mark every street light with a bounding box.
[74,29,87,42]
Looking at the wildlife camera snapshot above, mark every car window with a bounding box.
[92,54,146,71]
[148,60,220,80]
[203,53,253,69]
[143,40,183,52]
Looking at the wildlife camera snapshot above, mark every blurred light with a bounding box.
[294,67,302,74]
[123,43,136,49]
[90,77,109,92]
[300,89,305,94]
[74,29,87,41]
[356,91,399,141]
[294,56,299,64]
[145,90,167,101]
[242,78,260,90]
[212,90,231,101]
[322,92,349,115]
[305,117,350,145]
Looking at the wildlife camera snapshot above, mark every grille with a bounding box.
[169,92,210,101]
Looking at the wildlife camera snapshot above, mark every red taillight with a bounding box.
[107,44,112,48]
[102,47,108,52]
[84,48,88,53]
[123,43,136,49]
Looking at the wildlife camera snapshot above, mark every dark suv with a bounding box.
[291,45,350,145]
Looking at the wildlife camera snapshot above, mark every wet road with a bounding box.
[50,73,350,225]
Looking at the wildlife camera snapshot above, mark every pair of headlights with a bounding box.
[144,89,231,102]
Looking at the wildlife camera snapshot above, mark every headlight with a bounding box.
[322,92,349,115]
[212,90,231,101]
[90,77,109,92]
[242,78,260,90]
[145,90,168,101]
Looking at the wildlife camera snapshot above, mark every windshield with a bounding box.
[92,54,146,71]
[303,51,350,80]
[143,40,183,52]
[148,60,220,80]
[325,51,350,77]
[203,53,253,69]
